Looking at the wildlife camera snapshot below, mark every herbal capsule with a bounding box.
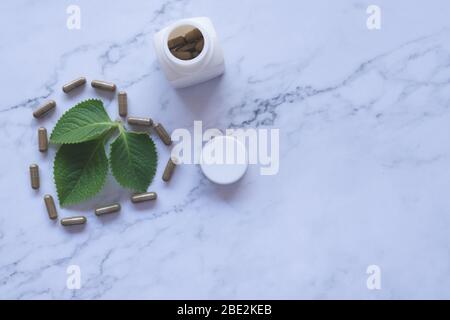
[118,91,128,117]
[192,51,200,59]
[131,192,157,203]
[170,50,192,60]
[38,127,48,152]
[185,28,202,42]
[29,164,40,189]
[162,157,177,182]
[91,80,116,92]
[33,100,56,118]
[44,194,58,220]
[127,116,153,126]
[61,216,87,226]
[168,36,186,49]
[62,77,86,93]
[178,42,196,52]
[153,122,172,145]
[95,203,121,216]
[195,39,204,52]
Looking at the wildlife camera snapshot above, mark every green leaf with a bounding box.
[110,129,157,192]
[54,139,108,207]
[50,99,117,144]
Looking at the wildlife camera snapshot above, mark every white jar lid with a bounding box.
[200,135,248,185]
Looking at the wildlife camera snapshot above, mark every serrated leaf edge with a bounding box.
[49,98,114,145]
[109,131,158,192]
[53,140,109,207]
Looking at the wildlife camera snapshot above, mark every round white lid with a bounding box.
[200,135,248,185]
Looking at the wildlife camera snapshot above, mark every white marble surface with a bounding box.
[0,0,450,299]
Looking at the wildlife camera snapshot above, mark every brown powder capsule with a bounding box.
[185,28,202,42]
[29,164,40,190]
[44,194,58,220]
[91,80,116,92]
[33,100,56,118]
[171,50,192,60]
[118,91,128,117]
[192,51,200,59]
[162,157,177,182]
[38,127,48,152]
[195,39,204,52]
[177,42,197,52]
[95,203,121,216]
[62,77,86,93]
[153,122,172,145]
[131,192,157,203]
[61,216,87,226]
[168,36,186,49]
[127,116,153,126]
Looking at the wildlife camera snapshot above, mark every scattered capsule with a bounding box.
[168,36,186,49]
[195,39,204,52]
[162,157,177,182]
[170,50,192,60]
[29,164,40,189]
[61,216,87,226]
[91,80,116,92]
[33,100,56,118]
[95,203,121,216]
[62,77,86,93]
[127,116,153,126]
[44,194,58,220]
[153,122,172,145]
[131,192,157,203]
[118,91,128,117]
[38,127,48,152]
[185,28,202,42]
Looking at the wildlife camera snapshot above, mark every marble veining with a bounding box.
[0,0,450,299]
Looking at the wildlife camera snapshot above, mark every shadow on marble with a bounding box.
[174,75,224,116]
[95,210,121,225]
[130,198,158,212]
[61,223,86,234]
[204,176,245,202]
[38,145,53,161]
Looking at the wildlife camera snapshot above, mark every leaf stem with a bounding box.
[101,124,120,143]
[117,121,126,134]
